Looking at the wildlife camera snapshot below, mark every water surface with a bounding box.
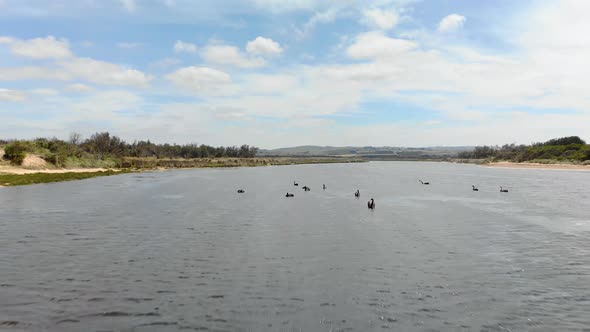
[1,162,589,331]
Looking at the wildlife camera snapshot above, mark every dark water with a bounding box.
[1,162,589,331]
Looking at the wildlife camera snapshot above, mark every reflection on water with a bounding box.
[0,162,589,331]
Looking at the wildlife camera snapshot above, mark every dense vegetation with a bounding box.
[1,132,259,167]
[458,136,590,163]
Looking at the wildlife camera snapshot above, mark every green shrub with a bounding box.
[543,136,586,146]
[4,142,27,165]
[43,153,68,167]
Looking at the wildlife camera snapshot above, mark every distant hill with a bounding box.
[258,145,474,160]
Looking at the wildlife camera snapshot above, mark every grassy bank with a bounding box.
[0,170,127,187]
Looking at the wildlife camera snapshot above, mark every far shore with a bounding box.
[484,161,590,171]
[3,159,589,176]
[3,158,588,188]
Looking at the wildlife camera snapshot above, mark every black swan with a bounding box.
[472,185,479,191]
[303,186,310,191]
[500,186,509,193]
[419,180,430,185]
[294,181,298,186]
[354,190,360,198]
[237,189,245,193]
[368,198,375,209]
[286,193,294,197]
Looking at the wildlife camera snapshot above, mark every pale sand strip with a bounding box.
[485,161,590,171]
[0,167,114,175]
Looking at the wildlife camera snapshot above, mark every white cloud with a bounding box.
[69,90,143,118]
[251,0,414,14]
[173,40,197,54]
[318,63,401,82]
[0,61,151,88]
[166,66,231,93]
[0,34,151,88]
[0,88,26,102]
[0,66,71,81]
[235,73,299,95]
[0,35,72,59]
[515,1,590,51]
[362,8,399,30]
[246,37,283,56]
[114,103,220,143]
[259,1,412,38]
[3,1,590,147]
[149,57,181,69]
[31,88,59,96]
[202,44,265,68]
[251,0,321,13]
[184,68,363,120]
[120,0,136,12]
[59,58,152,87]
[294,8,338,39]
[346,31,417,59]
[66,83,95,93]
[117,42,142,49]
[438,14,466,33]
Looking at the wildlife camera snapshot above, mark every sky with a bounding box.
[0,0,589,148]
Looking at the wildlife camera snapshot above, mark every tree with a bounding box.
[82,132,125,158]
[248,146,259,157]
[69,132,82,145]
[544,136,586,146]
[239,144,251,157]
[472,146,496,159]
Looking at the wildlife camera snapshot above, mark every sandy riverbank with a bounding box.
[0,166,121,187]
[485,161,590,171]
[0,166,114,175]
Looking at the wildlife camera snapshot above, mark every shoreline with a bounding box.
[0,170,126,187]
[483,161,590,171]
[3,159,588,175]
[0,167,113,175]
[3,159,587,187]
[0,157,364,187]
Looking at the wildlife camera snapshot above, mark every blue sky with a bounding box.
[1,0,589,148]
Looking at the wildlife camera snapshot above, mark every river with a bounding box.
[1,162,589,331]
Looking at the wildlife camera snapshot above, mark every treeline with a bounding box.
[458,136,590,162]
[1,132,259,166]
